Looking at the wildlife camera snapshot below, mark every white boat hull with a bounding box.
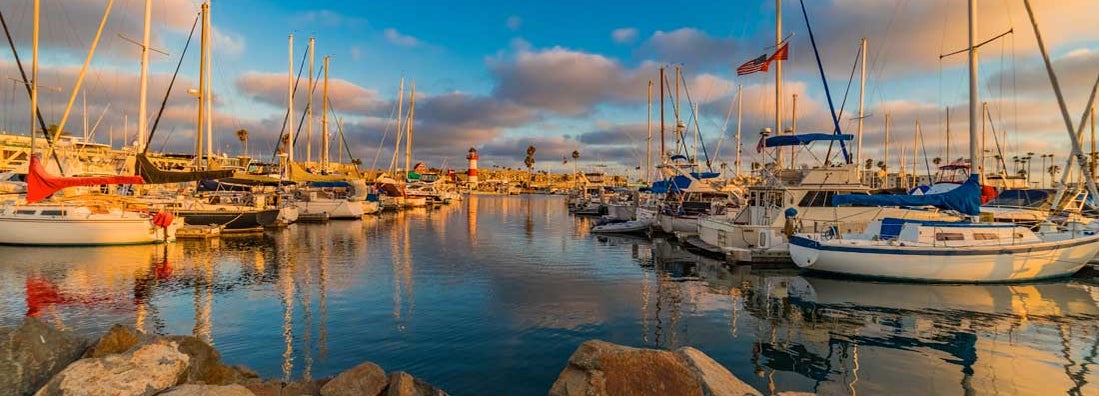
[789,235,1099,282]
[361,201,381,214]
[658,213,697,234]
[295,198,363,219]
[0,214,179,245]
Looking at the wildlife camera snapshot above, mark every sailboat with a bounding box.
[0,0,181,245]
[787,0,1099,282]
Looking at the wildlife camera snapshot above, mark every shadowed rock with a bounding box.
[82,324,146,359]
[386,372,448,396]
[33,339,189,396]
[0,317,88,396]
[320,361,387,396]
[159,384,257,396]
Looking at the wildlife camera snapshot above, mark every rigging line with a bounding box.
[712,87,738,164]
[268,45,310,162]
[145,13,199,155]
[291,69,324,146]
[799,0,849,164]
[986,106,1009,178]
[324,98,360,163]
[679,74,712,171]
[0,6,64,173]
[370,99,400,171]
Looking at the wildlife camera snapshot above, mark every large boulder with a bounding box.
[82,324,146,359]
[550,340,763,396]
[33,339,190,396]
[320,361,388,396]
[163,335,245,385]
[0,317,89,396]
[385,372,448,396]
[676,347,761,396]
[158,384,256,396]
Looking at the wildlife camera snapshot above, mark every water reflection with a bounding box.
[0,196,1096,395]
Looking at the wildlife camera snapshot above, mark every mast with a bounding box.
[659,67,666,164]
[774,0,784,169]
[138,0,151,152]
[675,66,682,156]
[286,34,294,165]
[197,2,210,167]
[395,78,405,175]
[735,84,743,176]
[945,107,950,164]
[322,55,329,169]
[856,37,866,165]
[981,102,988,182]
[307,37,314,164]
[406,83,416,179]
[884,113,891,175]
[914,121,921,185]
[204,0,213,165]
[968,0,981,182]
[791,93,798,168]
[1091,104,1096,178]
[641,79,650,183]
[29,0,38,155]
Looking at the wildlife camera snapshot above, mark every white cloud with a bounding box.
[384,28,420,47]
[611,28,638,44]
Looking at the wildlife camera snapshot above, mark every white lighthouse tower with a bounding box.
[466,147,480,185]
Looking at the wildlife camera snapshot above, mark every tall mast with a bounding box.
[322,55,330,168]
[856,37,867,165]
[286,33,294,164]
[735,84,743,176]
[659,67,666,164]
[138,0,151,152]
[29,0,38,155]
[197,2,209,167]
[884,113,891,174]
[791,93,798,168]
[646,79,652,183]
[945,107,951,163]
[406,83,416,179]
[675,65,682,155]
[395,78,404,175]
[968,0,981,182]
[307,37,314,164]
[1092,104,1096,178]
[981,102,988,181]
[914,121,921,184]
[774,0,784,169]
[204,0,213,165]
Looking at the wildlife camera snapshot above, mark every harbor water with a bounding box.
[1,195,1097,395]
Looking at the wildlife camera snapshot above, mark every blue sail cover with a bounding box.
[690,172,720,180]
[765,133,853,147]
[832,175,982,215]
[649,175,693,194]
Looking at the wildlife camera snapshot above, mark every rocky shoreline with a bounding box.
[2,317,783,396]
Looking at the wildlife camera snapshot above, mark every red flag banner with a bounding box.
[768,42,789,62]
[26,156,144,203]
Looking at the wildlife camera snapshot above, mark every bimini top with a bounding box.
[832,174,982,216]
[765,133,853,148]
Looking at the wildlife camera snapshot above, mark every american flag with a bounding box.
[736,54,770,76]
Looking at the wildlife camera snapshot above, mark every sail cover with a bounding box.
[764,133,853,147]
[26,156,144,203]
[832,174,982,215]
[136,154,233,184]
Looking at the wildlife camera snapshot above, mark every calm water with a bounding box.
[2,195,1098,395]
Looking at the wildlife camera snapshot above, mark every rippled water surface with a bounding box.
[2,195,1099,395]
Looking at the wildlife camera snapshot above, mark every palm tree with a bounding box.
[876,160,887,171]
[864,158,873,170]
[235,129,249,156]
[277,134,290,154]
[932,157,942,166]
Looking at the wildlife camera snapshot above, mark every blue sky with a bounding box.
[1,0,1097,175]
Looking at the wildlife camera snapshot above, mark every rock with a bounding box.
[676,347,761,396]
[241,379,285,396]
[385,372,448,396]
[82,324,146,359]
[282,379,324,396]
[550,340,761,396]
[320,362,387,396]
[33,339,189,396]
[163,335,241,385]
[158,384,256,396]
[0,316,89,396]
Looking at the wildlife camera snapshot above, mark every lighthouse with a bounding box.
[466,147,479,185]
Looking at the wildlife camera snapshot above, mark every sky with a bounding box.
[0,0,1097,176]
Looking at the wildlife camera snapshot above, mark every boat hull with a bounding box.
[0,216,174,246]
[788,235,1099,282]
[295,199,364,219]
[178,209,281,230]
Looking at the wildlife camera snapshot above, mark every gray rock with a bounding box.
[320,361,387,396]
[163,335,240,385]
[676,347,761,396]
[0,317,88,396]
[158,384,256,396]
[33,339,190,396]
[385,372,447,396]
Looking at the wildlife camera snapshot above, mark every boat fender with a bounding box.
[783,208,798,238]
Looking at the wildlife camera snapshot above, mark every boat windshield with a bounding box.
[984,189,1052,209]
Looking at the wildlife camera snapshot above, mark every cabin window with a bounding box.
[973,233,999,240]
[40,210,65,216]
[935,232,965,241]
[799,191,836,207]
[15,209,36,215]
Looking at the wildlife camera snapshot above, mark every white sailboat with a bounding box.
[0,0,181,246]
[787,0,1099,282]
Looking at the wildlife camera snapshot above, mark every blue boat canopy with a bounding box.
[832,175,982,215]
[649,175,694,194]
[668,154,689,161]
[308,181,351,188]
[765,133,853,148]
[690,172,720,180]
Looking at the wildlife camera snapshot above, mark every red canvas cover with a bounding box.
[26,155,144,203]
